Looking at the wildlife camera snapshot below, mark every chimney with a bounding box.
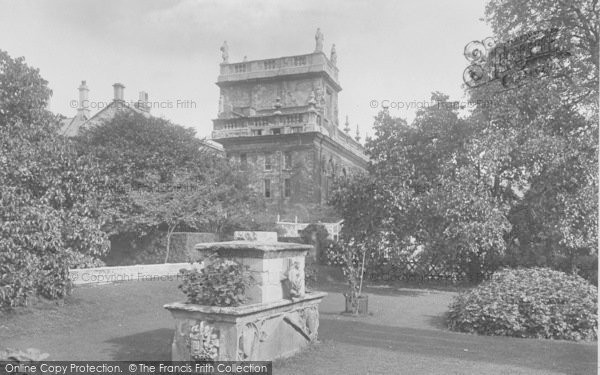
[77,80,90,118]
[113,83,125,102]
[136,91,150,113]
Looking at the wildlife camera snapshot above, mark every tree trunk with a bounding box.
[358,244,367,296]
[165,225,176,263]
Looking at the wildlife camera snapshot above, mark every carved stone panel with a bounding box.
[186,321,220,361]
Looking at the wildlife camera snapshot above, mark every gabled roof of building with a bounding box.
[60,100,151,137]
[59,113,88,137]
[200,139,225,154]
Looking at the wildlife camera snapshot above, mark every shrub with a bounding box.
[304,256,318,288]
[0,252,39,309]
[447,267,598,341]
[299,223,330,262]
[0,50,110,309]
[0,348,49,361]
[322,240,345,266]
[178,253,254,306]
[66,251,106,269]
[36,253,72,300]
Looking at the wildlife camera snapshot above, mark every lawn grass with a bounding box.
[0,279,596,375]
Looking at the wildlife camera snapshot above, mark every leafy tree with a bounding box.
[484,0,598,96]
[129,166,261,262]
[470,0,599,277]
[357,101,510,281]
[76,112,206,193]
[331,2,598,282]
[329,173,392,243]
[0,50,110,308]
[76,112,263,262]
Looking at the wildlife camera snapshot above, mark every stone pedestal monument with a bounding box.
[164,241,326,361]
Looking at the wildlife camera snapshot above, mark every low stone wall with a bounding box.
[276,220,342,240]
[171,232,219,262]
[233,231,278,242]
[69,263,199,286]
[106,232,218,265]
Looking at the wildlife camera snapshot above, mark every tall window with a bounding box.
[284,178,291,198]
[264,179,271,198]
[240,153,247,170]
[326,88,332,119]
[284,152,292,169]
[264,153,272,170]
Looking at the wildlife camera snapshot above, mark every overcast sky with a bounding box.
[0,0,491,139]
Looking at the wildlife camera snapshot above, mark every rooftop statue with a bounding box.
[315,28,324,52]
[330,44,337,66]
[220,41,229,63]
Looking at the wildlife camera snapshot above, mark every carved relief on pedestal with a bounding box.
[304,305,320,341]
[286,260,305,299]
[238,320,268,360]
[187,321,220,361]
[283,305,320,342]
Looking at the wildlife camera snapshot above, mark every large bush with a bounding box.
[447,268,597,341]
[299,223,332,262]
[0,50,111,309]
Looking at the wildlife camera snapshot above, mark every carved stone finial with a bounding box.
[220,41,229,63]
[355,124,361,142]
[315,28,324,52]
[344,115,350,133]
[330,44,337,66]
[243,56,248,62]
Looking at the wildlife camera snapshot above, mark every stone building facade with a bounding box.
[211,31,368,220]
